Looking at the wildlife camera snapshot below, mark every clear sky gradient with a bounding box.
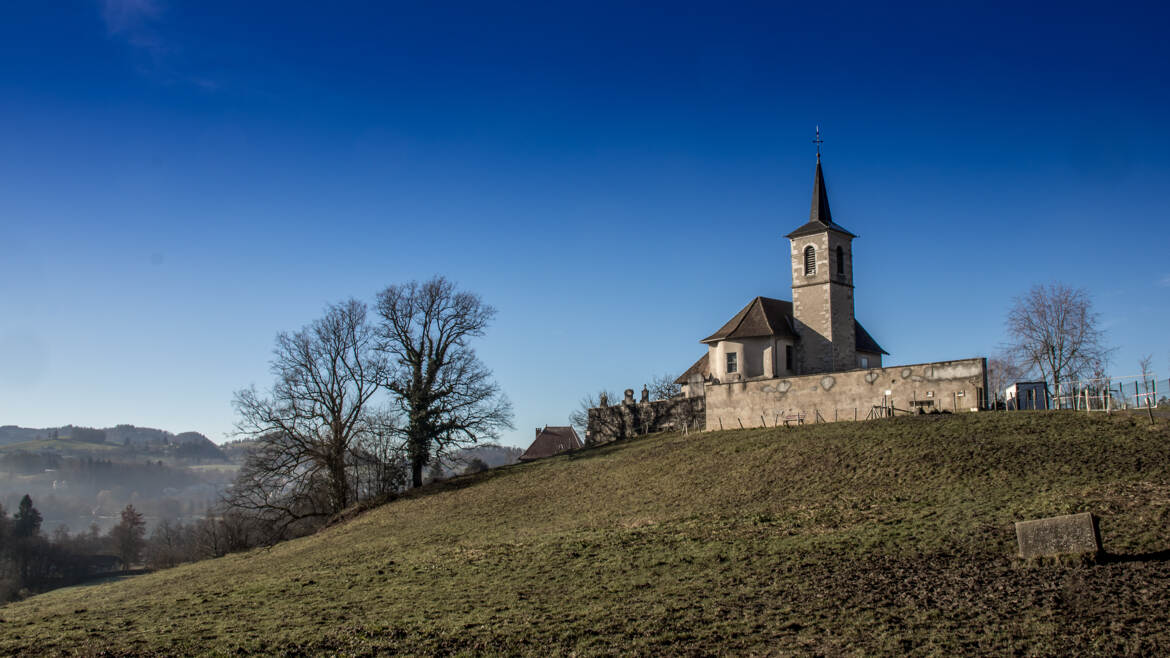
[2,1,1168,446]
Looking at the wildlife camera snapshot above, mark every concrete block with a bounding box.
[1014,512,1102,559]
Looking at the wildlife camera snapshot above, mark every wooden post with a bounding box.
[737,418,744,430]
[1147,378,1156,426]
[760,414,766,428]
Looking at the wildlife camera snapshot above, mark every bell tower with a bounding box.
[787,145,857,374]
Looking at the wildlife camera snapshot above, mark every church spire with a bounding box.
[809,158,832,225]
[785,135,855,240]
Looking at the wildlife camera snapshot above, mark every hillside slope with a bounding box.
[3,412,1170,655]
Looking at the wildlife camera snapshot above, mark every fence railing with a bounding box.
[1052,374,1165,411]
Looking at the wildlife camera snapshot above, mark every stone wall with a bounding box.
[703,357,987,429]
[586,396,706,446]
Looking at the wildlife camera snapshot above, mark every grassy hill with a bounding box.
[0,438,124,455]
[2,412,1169,655]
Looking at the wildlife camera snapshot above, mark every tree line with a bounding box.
[0,492,294,601]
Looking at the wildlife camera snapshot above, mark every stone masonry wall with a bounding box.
[790,231,857,374]
[704,357,987,429]
[791,232,832,374]
[586,396,706,446]
[825,231,857,373]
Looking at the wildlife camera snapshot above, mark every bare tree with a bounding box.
[987,353,1025,403]
[647,373,681,401]
[347,411,408,501]
[229,300,389,533]
[1139,354,1154,384]
[375,277,513,488]
[569,390,616,437]
[1005,283,1112,395]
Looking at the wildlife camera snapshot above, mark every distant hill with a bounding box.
[0,424,227,462]
[2,412,1169,653]
[442,443,524,475]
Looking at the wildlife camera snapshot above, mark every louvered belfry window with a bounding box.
[804,246,816,275]
[836,246,844,275]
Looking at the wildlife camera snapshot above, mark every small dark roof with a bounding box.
[699,295,887,356]
[854,320,888,355]
[674,353,710,385]
[519,426,582,461]
[785,159,857,239]
[701,296,799,343]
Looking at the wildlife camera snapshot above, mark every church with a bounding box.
[676,153,888,395]
[587,147,987,443]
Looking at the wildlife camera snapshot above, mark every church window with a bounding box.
[836,246,844,275]
[785,345,793,371]
[803,246,816,275]
[726,352,738,374]
[860,356,869,369]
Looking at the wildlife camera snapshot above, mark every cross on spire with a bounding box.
[812,125,823,161]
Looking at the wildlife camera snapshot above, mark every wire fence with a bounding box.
[1052,374,1167,411]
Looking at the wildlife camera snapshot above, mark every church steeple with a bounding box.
[809,159,832,226]
[786,155,855,240]
[787,131,859,374]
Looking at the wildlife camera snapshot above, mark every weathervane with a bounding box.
[812,125,823,161]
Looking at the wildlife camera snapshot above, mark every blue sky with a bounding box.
[2,1,1168,446]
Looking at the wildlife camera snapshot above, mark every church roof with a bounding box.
[699,295,888,355]
[854,320,888,355]
[519,426,582,461]
[674,352,710,384]
[701,296,799,343]
[786,159,857,239]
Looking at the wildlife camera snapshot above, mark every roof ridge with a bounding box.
[733,297,764,337]
[756,296,780,336]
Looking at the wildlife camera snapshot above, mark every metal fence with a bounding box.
[1052,374,1166,411]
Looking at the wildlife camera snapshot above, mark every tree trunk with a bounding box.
[327,452,349,513]
[411,457,424,488]
[409,430,428,488]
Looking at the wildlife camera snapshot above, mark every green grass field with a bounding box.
[2,412,1169,655]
